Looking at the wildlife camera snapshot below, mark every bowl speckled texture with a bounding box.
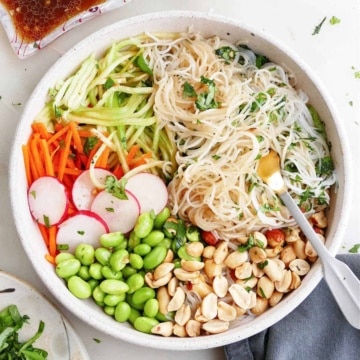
[9,11,351,350]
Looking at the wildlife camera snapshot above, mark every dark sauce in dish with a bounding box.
[0,0,105,43]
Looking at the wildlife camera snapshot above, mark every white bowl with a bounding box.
[9,11,352,350]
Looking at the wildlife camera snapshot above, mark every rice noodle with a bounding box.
[138,31,335,241]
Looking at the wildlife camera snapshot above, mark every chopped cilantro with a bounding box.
[255,54,269,68]
[238,235,255,252]
[315,156,334,177]
[183,82,197,98]
[312,16,327,35]
[329,16,341,25]
[215,46,237,63]
[83,137,98,156]
[195,76,219,111]
[105,176,128,200]
[258,260,269,269]
[349,244,360,253]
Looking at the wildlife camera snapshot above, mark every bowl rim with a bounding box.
[9,10,353,350]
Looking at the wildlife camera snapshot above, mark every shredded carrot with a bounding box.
[38,223,50,246]
[47,124,70,146]
[48,225,57,257]
[86,140,102,169]
[126,144,140,165]
[57,130,73,181]
[97,145,111,169]
[32,122,51,140]
[77,129,95,138]
[39,139,54,176]
[29,133,46,178]
[45,254,56,265]
[130,152,152,168]
[113,164,124,179]
[63,167,83,176]
[70,121,84,154]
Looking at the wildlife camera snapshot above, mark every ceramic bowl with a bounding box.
[9,11,351,350]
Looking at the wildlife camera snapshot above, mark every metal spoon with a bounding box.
[257,150,360,329]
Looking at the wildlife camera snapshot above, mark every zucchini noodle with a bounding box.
[35,30,336,242]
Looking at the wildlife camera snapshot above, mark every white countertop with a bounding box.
[0,0,359,359]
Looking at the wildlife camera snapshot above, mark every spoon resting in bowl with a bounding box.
[257,150,360,329]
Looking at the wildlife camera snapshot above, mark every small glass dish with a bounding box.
[0,0,132,59]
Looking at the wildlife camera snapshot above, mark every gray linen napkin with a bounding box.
[224,254,360,360]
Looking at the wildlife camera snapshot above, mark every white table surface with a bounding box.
[0,0,359,359]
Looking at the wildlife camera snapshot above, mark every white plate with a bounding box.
[0,271,90,360]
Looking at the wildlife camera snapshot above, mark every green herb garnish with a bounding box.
[105,176,128,200]
[0,305,48,359]
[195,76,219,111]
[349,244,360,254]
[312,16,327,35]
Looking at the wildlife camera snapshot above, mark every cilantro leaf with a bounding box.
[105,176,128,200]
[312,16,327,35]
[183,82,197,98]
[329,16,341,25]
[195,76,219,111]
[215,46,237,63]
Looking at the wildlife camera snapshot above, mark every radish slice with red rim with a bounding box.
[56,210,109,252]
[90,190,140,233]
[28,176,68,226]
[72,168,114,210]
[125,173,168,214]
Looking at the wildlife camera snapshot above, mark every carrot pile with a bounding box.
[22,121,153,263]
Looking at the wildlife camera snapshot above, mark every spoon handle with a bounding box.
[279,191,360,329]
[279,192,328,257]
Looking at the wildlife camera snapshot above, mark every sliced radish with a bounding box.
[90,190,140,233]
[72,168,114,210]
[28,176,68,226]
[56,210,109,252]
[125,173,168,214]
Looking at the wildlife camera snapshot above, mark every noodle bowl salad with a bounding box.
[22,30,335,337]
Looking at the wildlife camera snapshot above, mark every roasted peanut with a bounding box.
[202,319,229,334]
[213,275,229,298]
[174,304,191,326]
[201,292,218,320]
[251,296,269,316]
[185,319,201,337]
[167,286,185,312]
[217,301,237,321]
[224,251,248,269]
[213,241,228,264]
[151,321,173,337]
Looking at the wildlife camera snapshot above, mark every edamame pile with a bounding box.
[55,207,202,334]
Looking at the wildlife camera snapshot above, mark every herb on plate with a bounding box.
[312,16,327,35]
[0,304,48,359]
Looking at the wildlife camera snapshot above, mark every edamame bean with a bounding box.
[143,246,167,270]
[133,243,151,256]
[77,265,91,281]
[122,265,137,278]
[104,293,126,307]
[128,307,141,324]
[128,231,141,249]
[99,279,129,295]
[126,273,145,294]
[133,316,159,334]
[109,249,129,271]
[104,305,115,316]
[114,301,131,323]
[177,245,201,261]
[129,253,143,270]
[100,232,125,248]
[157,238,172,249]
[134,212,154,238]
[56,258,81,279]
[101,266,123,280]
[55,252,74,264]
[126,294,145,311]
[142,230,165,247]
[92,286,106,303]
[75,243,95,266]
[88,279,100,291]
[132,287,155,305]
[89,263,103,280]
[67,276,92,299]
[153,207,171,229]
[143,298,159,318]
[113,239,128,251]
[94,247,111,265]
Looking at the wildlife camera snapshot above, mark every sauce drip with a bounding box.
[0,0,105,43]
